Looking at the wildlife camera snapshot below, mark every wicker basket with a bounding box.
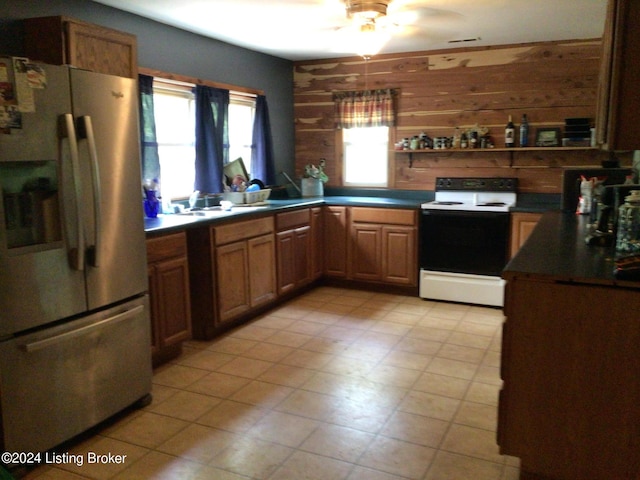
[222,188,271,205]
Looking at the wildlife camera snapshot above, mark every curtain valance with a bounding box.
[334,88,397,129]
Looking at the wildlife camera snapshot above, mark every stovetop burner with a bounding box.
[421,177,518,212]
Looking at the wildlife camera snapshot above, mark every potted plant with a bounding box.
[302,158,328,197]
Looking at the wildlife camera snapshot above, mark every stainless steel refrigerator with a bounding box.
[0,60,152,453]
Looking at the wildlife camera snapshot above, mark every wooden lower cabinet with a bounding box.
[499,276,640,479]
[214,217,276,325]
[510,212,542,258]
[323,206,349,277]
[146,232,192,364]
[350,207,418,286]
[276,208,313,295]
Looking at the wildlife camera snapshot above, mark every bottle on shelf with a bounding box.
[520,114,529,147]
[505,115,515,148]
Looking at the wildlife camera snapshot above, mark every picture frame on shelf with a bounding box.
[535,128,561,147]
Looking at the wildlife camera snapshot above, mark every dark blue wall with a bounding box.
[0,0,295,183]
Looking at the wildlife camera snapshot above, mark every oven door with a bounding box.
[420,209,510,276]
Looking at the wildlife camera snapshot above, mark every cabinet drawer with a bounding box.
[276,208,310,231]
[146,232,187,263]
[214,216,274,246]
[351,207,416,226]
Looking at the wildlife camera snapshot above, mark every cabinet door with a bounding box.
[216,241,250,323]
[147,265,160,354]
[350,223,383,281]
[310,207,323,279]
[248,234,277,307]
[382,226,417,285]
[323,206,348,277]
[294,225,312,287]
[276,230,296,295]
[155,256,192,346]
[510,213,542,258]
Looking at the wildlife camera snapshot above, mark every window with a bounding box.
[342,126,389,187]
[152,79,256,200]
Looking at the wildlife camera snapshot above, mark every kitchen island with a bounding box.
[498,211,640,480]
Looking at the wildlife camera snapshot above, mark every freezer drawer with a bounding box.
[0,296,152,453]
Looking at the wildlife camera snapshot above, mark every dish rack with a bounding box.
[222,188,271,205]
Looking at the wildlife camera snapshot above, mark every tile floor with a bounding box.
[22,286,520,480]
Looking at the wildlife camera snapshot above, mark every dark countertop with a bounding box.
[144,196,426,235]
[503,211,639,288]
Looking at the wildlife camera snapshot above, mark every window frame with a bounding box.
[337,126,394,188]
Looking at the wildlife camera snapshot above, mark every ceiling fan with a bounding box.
[332,0,463,58]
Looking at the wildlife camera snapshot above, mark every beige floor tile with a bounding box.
[56,436,148,480]
[248,411,320,447]
[474,365,503,386]
[209,436,292,479]
[381,410,449,448]
[300,423,374,463]
[229,380,294,408]
[437,343,487,364]
[175,350,235,372]
[301,310,343,325]
[326,396,395,434]
[366,364,421,389]
[357,435,436,479]
[206,336,257,355]
[270,303,316,320]
[347,465,408,480]
[258,363,317,388]
[440,424,504,463]
[111,451,207,480]
[252,314,298,330]
[317,302,358,315]
[395,336,442,356]
[216,356,274,379]
[149,390,222,421]
[270,450,353,480]
[352,330,403,350]
[280,348,335,369]
[382,310,423,326]
[425,451,503,480]
[229,323,278,341]
[380,350,432,371]
[447,331,493,350]
[243,342,294,362]
[455,320,500,337]
[426,357,479,380]
[465,381,500,406]
[156,424,238,463]
[275,388,339,421]
[106,412,189,449]
[412,372,470,399]
[407,325,453,342]
[265,330,314,348]
[454,401,498,431]
[22,467,89,479]
[346,307,391,321]
[399,390,461,422]
[197,399,268,433]
[184,371,251,399]
[284,319,330,335]
[152,364,210,389]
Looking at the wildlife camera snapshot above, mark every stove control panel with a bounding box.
[435,177,518,192]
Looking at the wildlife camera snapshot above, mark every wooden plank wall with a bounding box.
[293,39,632,194]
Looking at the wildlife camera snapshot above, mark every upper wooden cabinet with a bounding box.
[596,0,640,150]
[23,16,138,78]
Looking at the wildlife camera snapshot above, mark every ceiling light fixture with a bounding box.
[344,0,390,21]
[344,1,392,59]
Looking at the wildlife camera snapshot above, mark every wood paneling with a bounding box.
[294,40,633,193]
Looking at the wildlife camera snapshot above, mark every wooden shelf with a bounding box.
[396,146,599,167]
[396,146,597,153]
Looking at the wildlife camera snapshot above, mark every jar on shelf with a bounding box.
[616,190,640,253]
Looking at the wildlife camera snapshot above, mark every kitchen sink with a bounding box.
[178,205,268,216]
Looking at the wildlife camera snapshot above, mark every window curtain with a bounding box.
[334,89,397,129]
[250,95,276,185]
[138,74,160,182]
[194,85,229,193]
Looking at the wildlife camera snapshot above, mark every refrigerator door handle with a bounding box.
[58,114,85,271]
[77,115,102,267]
[19,304,145,353]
